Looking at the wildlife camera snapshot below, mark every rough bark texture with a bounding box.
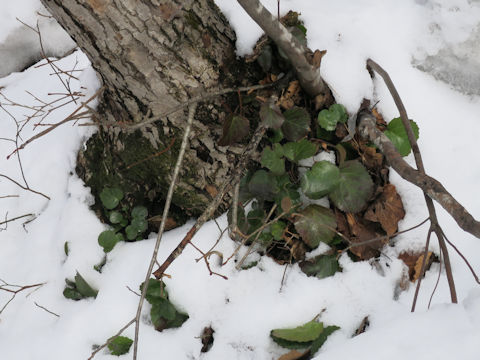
[40,0,263,223]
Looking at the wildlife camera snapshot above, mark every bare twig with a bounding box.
[0,174,50,200]
[34,301,60,317]
[133,103,198,360]
[0,280,45,314]
[0,213,35,227]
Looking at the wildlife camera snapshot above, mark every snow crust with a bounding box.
[0,1,480,359]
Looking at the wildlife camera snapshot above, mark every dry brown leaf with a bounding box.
[372,107,387,128]
[205,184,218,198]
[364,184,405,236]
[361,144,384,170]
[278,349,310,360]
[346,213,383,260]
[278,81,301,110]
[398,251,436,281]
[354,316,370,336]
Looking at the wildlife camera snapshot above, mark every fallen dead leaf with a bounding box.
[364,184,405,236]
[346,213,383,260]
[278,349,310,360]
[398,251,437,281]
[278,81,301,110]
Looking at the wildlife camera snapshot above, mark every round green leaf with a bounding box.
[318,103,348,131]
[218,114,250,146]
[271,320,323,343]
[63,287,83,301]
[98,230,119,253]
[99,187,123,210]
[301,161,340,199]
[281,107,310,141]
[294,205,337,248]
[329,160,374,213]
[283,139,317,163]
[260,102,285,129]
[261,147,285,175]
[384,117,419,157]
[248,170,279,201]
[131,205,148,219]
[126,217,147,240]
[300,254,340,279]
[109,211,124,224]
[108,336,133,356]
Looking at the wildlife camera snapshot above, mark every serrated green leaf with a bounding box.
[109,211,124,224]
[271,320,324,343]
[74,272,98,298]
[283,139,317,163]
[108,336,133,356]
[218,114,250,146]
[98,230,119,253]
[248,170,279,201]
[318,104,348,131]
[301,161,340,199]
[294,205,336,248]
[384,117,419,156]
[260,102,284,129]
[270,220,286,240]
[261,147,285,175]
[310,325,340,355]
[63,287,84,301]
[329,160,373,213]
[282,107,310,141]
[300,254,340,279]
[131,206,148,219]
[99,187,124,210]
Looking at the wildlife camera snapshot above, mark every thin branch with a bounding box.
[411,229,433,311]
[236,0,327,98]
[0,174,50,200]
[34,301,60,317]
[87,318,135,360]
[0,213,35,227]
[133,103,198,360]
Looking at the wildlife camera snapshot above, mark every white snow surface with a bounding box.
[1,1,480,359]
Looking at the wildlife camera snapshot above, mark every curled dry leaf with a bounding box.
[278,80,301,110]
[346,213,384,260]
[364,184,405,236]
[398,251,437,282]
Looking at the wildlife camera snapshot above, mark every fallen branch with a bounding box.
[236,0,327,98]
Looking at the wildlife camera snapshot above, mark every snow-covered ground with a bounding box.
[1,0,479,359]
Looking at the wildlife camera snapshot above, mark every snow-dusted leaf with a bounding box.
[260,102,284,129]
[294,205,336,248]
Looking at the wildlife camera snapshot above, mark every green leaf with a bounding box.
[384,117,419,156]
[227,205,248,234]
[166,311,189,329]
[258,232,274,247]
[93,255,107,273]
[247,208,265,233]
[109,211,124,224]
[271,320,324,343]
[108,336,133,356]
[318,104,348,131]
[281,107,310,141]
[74,272,98,298]
[218,114,250,146]
[329,160,374,213]
[140,279,168,304]
[270,220,286,241]
[261,147,285,175]
[248,170,279,201]
[98,230,119,253]
[300,254,340,279]
[99,187,124,210]
[310,325,340,355]
[301,161,340,199]
[269,128,284,143]
[260,102,284,129]
[294,205,336,248]
[63,287,84,301]
[126,218,147,240]
[151,298,177,323]
[64,241,69,256]
[283,140,317,163]
[131,206,148,219]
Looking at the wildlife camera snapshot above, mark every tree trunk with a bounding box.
[40,0,263,224]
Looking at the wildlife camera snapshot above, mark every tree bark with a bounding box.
[40,0,262,222]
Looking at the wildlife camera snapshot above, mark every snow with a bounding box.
[1,1,480,359]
